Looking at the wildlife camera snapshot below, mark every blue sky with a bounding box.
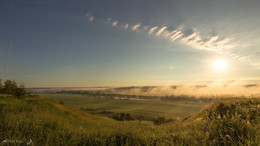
[1,0,260,87]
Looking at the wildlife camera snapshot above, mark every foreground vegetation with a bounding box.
[1,94,259,145]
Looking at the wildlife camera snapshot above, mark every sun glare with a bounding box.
[213,59,228,71]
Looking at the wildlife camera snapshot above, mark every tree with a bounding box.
[1,79,28,98]
[0,79,3,94]
[3,80,18,95]
[15,84,27,99]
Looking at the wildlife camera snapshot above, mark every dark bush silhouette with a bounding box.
[0,79,27,98]
[59,101,64,105]
[153,116,175,125]
[0,79,2,93]
[112,113,133,121]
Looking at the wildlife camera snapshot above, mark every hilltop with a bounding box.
[0,95,259,145]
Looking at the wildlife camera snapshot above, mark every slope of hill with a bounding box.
[0,95,259,145]
[180,98,260,145]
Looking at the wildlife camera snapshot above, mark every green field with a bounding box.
[39,93,211,119]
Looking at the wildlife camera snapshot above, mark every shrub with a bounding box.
[153,116,175,125]
[59,101,64,105]
[112,112,133,121]
[0,79,28,98]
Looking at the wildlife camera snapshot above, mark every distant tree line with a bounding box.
[0,79,27,98]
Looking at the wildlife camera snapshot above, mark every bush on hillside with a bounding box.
[112,112,133,121]
[0,79,27,98]
[153,116,175,125]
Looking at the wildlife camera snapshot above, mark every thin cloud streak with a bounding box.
[131,23,141,31]
[90,15,258,67]
[156,26,167,36]
[123,24,129,29]
[112,21,119,26]
[149,26,158,34]
[106,18,119,26]
[169,31,183,41]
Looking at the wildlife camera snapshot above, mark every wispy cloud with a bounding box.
[104,18,244,63]
[140,25,237,54]
[131,23,142,31]
[178,31,237,53]
[123,24,129,29]
[87,14,259,67]
[106,18,112,23]
[86,13,94,22]
[106,18,118,26]
[169,30,183,41]
[142,25,149,31]
[149,26,158,34]
[89,16,94,22]
[156,26,167,36]
[112,21,119,26]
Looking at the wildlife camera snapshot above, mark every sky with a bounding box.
[0,0,260,87]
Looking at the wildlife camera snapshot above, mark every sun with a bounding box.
[213,59,228,71]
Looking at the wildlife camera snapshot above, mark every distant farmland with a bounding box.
[39,93,211,119]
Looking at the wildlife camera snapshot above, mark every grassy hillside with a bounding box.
[0,95,259,145]
[0,96,158,145]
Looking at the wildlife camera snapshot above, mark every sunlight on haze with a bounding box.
[213,59,228,72]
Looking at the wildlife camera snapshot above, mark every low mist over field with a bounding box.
[28,80,260,98]
[110,80,260,97]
